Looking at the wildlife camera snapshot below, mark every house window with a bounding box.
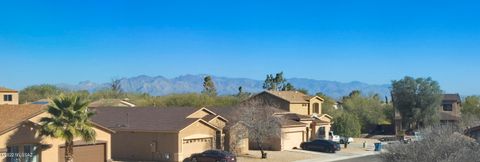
[4,94,13,102]
[443,104,453,111]
[318,127,326,138]
[313,103,320,114]
[24,145,39,162]
[6,145,20,162]
[302,104,308,107]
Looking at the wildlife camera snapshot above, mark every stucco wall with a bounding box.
[289,103,309,115]
[179,121,218,161]
[209,118,226,130]
[440,101,462,121]
[0,121,111,162]
[0,92,18,105]
[111,131,178,162]
[28,111,112,162]
[309,98,323,115]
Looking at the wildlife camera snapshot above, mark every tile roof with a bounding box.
[443,94,461,102]
[275,113,315,121]
[202,114,217,121]
[0,104,46,134]
[265,91,311,103]
[91,107,209,132]
[208,107,234,118]
[209,106,288,122]
[0,87,17,92]
[89,99,136,108]
[279,119,308,127]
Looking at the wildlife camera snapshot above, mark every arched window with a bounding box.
[313,103,320,114]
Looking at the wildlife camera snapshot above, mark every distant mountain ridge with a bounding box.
[57,74,390,99]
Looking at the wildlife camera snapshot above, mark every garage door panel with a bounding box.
[283,132,304,150]
[182,137,213,158]
[59,144,105,162]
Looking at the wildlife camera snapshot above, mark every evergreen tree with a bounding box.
[391,76,443,129]
[202,76,217,96]
[262,74,276,90]
[263,72,295,91]
[282,83,295,91]
[237,86,243,96]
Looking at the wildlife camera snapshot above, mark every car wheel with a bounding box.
[191,157,198,162]
[329,148,335,153]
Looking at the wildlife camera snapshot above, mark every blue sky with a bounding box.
[1,0,479,95]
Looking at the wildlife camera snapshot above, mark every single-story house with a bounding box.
[0,104,113,162]
[91,107,227,162]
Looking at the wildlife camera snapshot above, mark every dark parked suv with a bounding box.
[190,150,237,162]
[300,139,341,153]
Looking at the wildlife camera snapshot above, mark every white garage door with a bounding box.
[283,132,304,150]
[182,137,213,158]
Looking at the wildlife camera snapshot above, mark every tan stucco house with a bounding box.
[0,104,113,162]
[0,87,19,105]
[214,91,333,152]
[91,107,228,162]
[439,94,462,123]
[249,91,333,139]
[395,93,463,135]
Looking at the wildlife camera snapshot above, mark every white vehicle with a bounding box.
[329,131,341,142]
[339,137,354,144]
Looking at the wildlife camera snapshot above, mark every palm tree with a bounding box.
[39,95,96,162]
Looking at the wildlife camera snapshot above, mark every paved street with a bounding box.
[333,155,382,162]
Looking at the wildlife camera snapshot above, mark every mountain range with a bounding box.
[57,74,391,99]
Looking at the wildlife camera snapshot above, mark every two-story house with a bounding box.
[395,93,462,135]
[245,91,333,150]
[0,87,19,105]
[439,94,462,123]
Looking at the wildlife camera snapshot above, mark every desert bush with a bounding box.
[380,124,480,162]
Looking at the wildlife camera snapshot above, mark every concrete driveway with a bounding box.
[238,138,382,162]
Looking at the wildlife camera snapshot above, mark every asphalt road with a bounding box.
[333,155,382,162]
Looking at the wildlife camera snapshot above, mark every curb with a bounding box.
[293,151,380,162]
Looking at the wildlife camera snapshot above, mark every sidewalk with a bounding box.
[292,138,383,162]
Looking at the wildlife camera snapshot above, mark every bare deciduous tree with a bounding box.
[232,99,283,158]
[225,122,249,154]
[381,124,480,162]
